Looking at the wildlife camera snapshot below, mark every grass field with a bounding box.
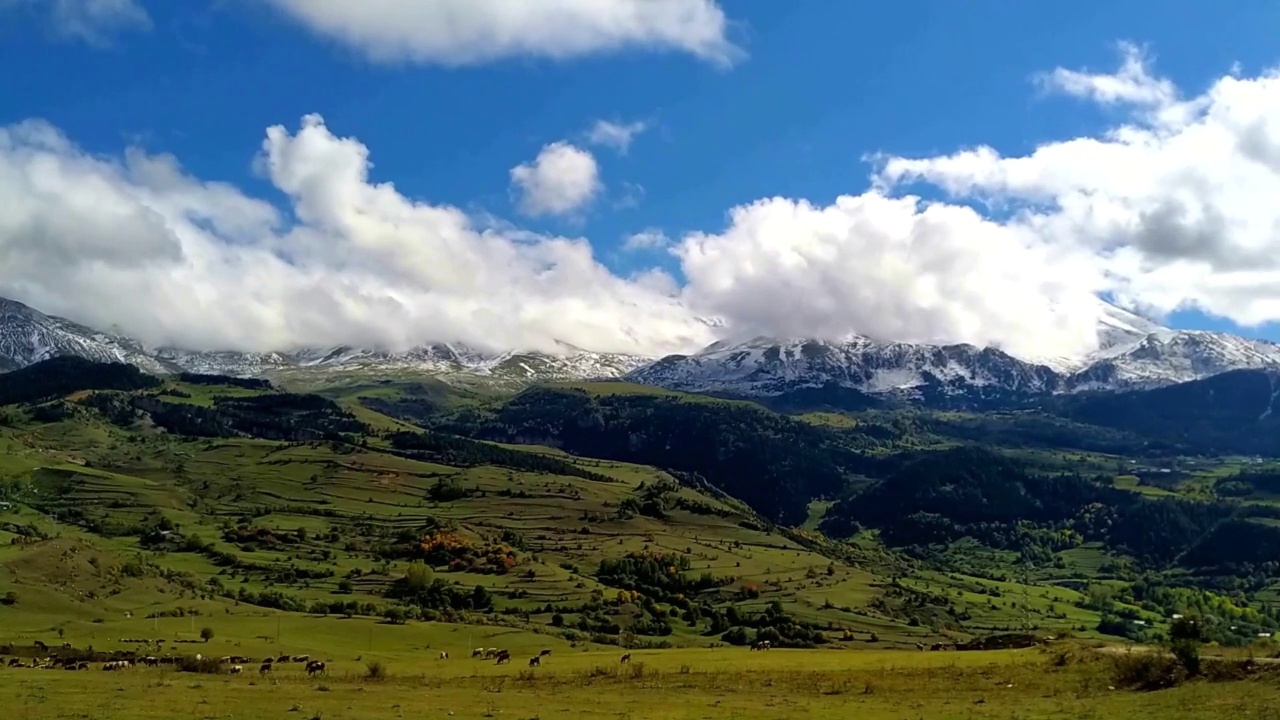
[1,640,1275,719]
[6,373,1273,717]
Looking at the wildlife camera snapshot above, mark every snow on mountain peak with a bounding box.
[2,295,1279,401]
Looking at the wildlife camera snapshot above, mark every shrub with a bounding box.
[1,591,16,606]
[1111,650,1185,691]
[176,656,222,674]
[1170,639,1202,677]
[721,626,750,646]
[365,660,387,681]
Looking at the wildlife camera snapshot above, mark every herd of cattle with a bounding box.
[0,642,329,676]
[1,638,742,677]
[915,642,955,651]
[2,644,641,674]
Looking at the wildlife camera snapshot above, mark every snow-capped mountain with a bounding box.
[623,302,1280,403]
[627,336,1062,401]
[0,297,647,387]
[3,293,1280,403]
[0,298,172,375]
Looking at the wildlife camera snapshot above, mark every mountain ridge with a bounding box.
[3,295,1280,403]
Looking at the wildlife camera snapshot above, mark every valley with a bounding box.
[4,315,1280,718]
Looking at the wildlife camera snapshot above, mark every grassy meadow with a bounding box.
[3,637,1278,719]
[4,371,1280,717]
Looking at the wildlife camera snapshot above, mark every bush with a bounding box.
[365,660,387,681]
[1,591,16,606]
[1111,650,1185,691]
[1170,639,1202,677]
[176,655,222,674]
[721,626,750,646]
[551,613,564,627]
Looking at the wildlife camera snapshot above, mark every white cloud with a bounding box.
[0,0,153,45]
[623,228,669,251]
[0,115,710,356]
[1036,41,1177,107]
[509,142,601,217]
[674,194,1104,360]
[877,46,1280,329]
[587,119,649,154]
[262,0,740,67]
[10,45,1280,361]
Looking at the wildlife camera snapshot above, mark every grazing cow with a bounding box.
[438,651,449,660]
[292,655,310,663]
[306,660,326,676]
[750,640,771,651]
[259,662,272,675]
[229,665,243,675]
[7,658,20,667]
[915,643,925,651]
[276,655,290,663]
[528,656,540,667]
[539,649,551,657]
[494,650,511,665]
[76,662,89,671]
[471,648,484,658]
[619,653,631,664]
[33,641,47,652]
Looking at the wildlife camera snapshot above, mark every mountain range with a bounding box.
[4,295,1280,405]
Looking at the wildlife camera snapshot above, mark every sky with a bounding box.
[3,0,1280,360]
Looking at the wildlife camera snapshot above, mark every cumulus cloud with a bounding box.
[674,195,1104,360]
[509,142,602,217]
[262,0,740,67]
[0,115,711,356]
[1,0,151,45]
[9,45,1280,361]
[587,119,649,154]
[877,45,1280,329]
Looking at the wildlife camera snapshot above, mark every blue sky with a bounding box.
[2,0,1280,353]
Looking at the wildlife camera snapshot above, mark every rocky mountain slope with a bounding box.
[2,295,1279,402]
[0,297,648,388]
[0,298,171,375]
[624,302,1280,403]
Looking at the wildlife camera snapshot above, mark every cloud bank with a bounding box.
[6,45,1280,360]
[262,0,740,67]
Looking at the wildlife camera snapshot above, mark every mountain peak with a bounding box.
[2,295,1279,402]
